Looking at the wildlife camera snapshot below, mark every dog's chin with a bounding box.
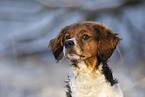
[65,54,85,61]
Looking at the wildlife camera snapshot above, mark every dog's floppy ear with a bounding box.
[49,25,70,62]
[94,24,121,62]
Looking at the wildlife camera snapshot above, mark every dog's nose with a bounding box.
[64,40,74,48]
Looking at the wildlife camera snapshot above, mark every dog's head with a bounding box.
[49,21,120,63]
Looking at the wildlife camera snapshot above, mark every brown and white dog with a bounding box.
[49,21,123,97]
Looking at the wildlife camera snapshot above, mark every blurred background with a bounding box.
[0,0,145,97]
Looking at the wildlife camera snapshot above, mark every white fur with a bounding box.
[69,61,123,97]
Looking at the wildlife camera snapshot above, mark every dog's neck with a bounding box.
[70,59,103,81]
[72,58,101,75]
[71,56,118,85]
[71,56,98,70]
[68,58,123,97]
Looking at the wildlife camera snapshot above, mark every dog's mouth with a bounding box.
[64,48,85,60]
[66,53,85,60]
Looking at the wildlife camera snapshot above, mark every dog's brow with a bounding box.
[84,24,92,31]
[80,30,87,33]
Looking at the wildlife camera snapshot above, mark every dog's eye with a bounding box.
[65,35,70,39]
[82,34,90,40]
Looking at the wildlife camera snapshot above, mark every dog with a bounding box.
[49,21,123,97]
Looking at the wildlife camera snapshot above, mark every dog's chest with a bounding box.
[69,62,123,97]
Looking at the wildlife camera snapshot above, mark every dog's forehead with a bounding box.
[66,23,94,36]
